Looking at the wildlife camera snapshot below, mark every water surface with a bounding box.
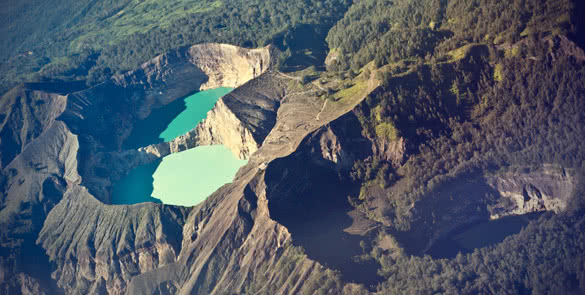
[112,87,245,206]
[152,145,247,206]
[111,160,162,204]
[160,87,233,141]
[427,213,542,259]
[124,87,233,149]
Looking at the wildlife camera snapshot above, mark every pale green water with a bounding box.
[152,145,247,206]
[112,87,247,206]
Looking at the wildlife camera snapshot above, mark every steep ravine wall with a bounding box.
[0,86,68,169]
[140,71,285,160]
[66,44,277,203]
[486,166,576,219]
[1,43,282,294]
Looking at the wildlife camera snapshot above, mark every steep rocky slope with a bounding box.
[2,31,584,295]
[0,43,288,294]
[62,44,275,203]
[0,85,68,168]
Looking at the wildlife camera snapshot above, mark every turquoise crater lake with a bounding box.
[112,87,248,207]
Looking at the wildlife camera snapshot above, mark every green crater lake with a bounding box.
[113,87,248,207]
[124,87,233,149]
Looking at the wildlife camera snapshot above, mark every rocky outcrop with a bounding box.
[304,111,373,173]
[37,185,189,295]
[0,85,68,168]
[187,43,272,90]
[141,71,285,160]
[487,166,575,219]
[61,44,274,152]
[372,137,406,166]
[141,98,259,159]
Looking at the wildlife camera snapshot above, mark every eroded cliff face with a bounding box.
[37,185,188,295]
[0,120,79,294]
[188,44,272,90]
[487,166,575,219]
[140,71,285,160]
[0,86,68,168]
[142,98,259,159]
[387,165,578,255]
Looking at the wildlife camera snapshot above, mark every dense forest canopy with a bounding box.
[0,0,351,93]
[324,0,585,293]
[326,0,575,70]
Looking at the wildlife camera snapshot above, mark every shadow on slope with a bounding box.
[264,114,384,288]
[266,159,382,287]
[271,24,331,72]
[122,95,189,150]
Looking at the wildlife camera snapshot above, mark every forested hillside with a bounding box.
[326,0,575,70]
[318,0,585,292]
[0,0,351,94]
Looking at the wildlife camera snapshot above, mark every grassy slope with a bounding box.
[0,0,221,58]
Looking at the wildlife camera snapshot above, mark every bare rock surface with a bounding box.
[38,185,188,295]
[0,85,67,168]
[487,166,575,219]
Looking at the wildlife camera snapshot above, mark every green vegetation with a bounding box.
[375,122,398,141]
[326,0,575,71]
[333,79,368,102]
[244,241,345,294]
[493,63,504,82]
[372,213,585,294]
[2,0,585,293]
[326,1,585,292]
[0,0,352,93]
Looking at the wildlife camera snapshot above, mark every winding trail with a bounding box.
[276,71,328,120]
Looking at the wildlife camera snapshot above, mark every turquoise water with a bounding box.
[112,87,246,206]
[111,160,162,205]
[123,87,233,149]
[159,87,233,141]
